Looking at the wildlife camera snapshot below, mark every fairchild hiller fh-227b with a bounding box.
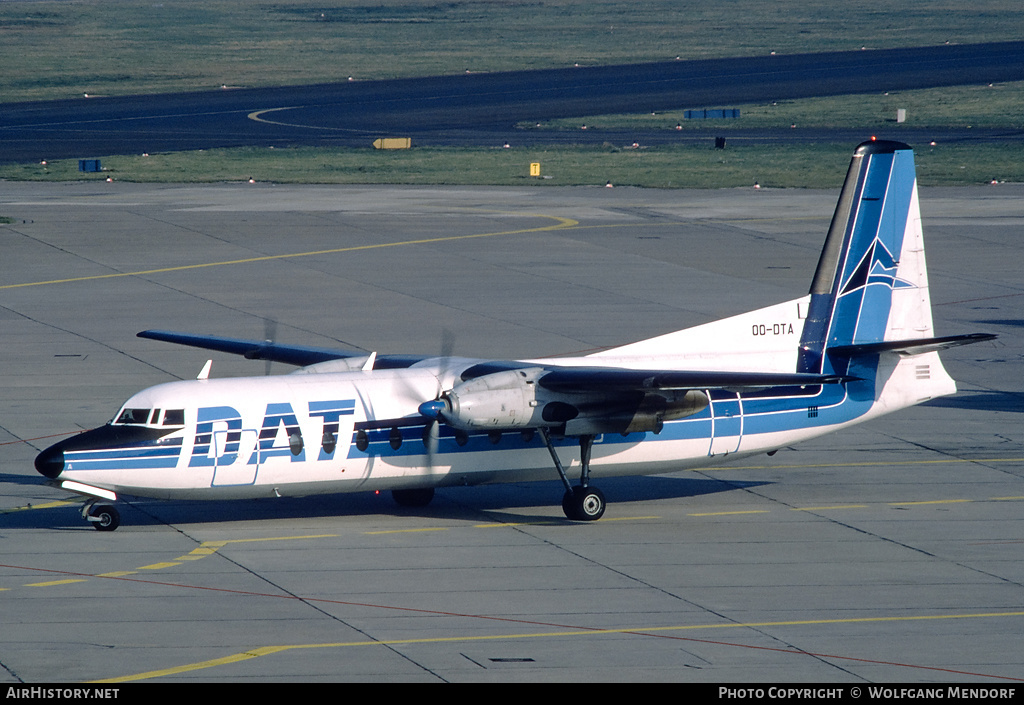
[35,141,994,530]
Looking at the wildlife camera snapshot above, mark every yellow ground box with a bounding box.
[373,138,412,150]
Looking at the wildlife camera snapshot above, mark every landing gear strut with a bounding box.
[539,429,606,521]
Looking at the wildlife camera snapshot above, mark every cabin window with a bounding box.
[389,427,403,450]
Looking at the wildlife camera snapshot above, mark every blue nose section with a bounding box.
[34,445,65,479]
[34,424,172,480]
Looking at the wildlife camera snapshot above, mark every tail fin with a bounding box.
[799,140,937,374]
[593,139,992,379]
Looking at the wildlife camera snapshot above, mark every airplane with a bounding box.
[34,140,995,531]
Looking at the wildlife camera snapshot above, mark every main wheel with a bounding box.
[561,489,580,520]
[391,487,435,508]
[562,486,605,521]
[90,505,120,532]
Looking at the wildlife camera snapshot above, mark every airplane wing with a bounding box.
[137,330,361,367]
[533,332,997,394]
[458,361,848,393]
[419,361,853,439]
[139,328,853,398]
[534,367,850,393]
[137,329,437,369]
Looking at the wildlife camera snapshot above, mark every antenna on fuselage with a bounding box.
[197,359,213,380]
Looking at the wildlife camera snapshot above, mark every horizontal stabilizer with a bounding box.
[827,332,996,358]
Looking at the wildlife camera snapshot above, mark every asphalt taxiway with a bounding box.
[3,41,1024,161]
[0,178,1022,683]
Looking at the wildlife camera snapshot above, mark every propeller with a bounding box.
[263,317,277,376]
[417,328,456,468]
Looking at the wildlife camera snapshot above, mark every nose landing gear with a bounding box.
[83,500,121,532]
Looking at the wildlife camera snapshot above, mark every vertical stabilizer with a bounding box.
[798,140,926,374]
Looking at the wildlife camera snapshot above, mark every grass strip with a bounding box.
[4,143,1021,188]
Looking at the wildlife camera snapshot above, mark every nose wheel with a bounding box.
[83,500,121,531]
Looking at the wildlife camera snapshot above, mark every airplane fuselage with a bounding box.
[38,351,939,502]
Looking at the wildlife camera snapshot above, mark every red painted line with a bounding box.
[2,562,1021,681]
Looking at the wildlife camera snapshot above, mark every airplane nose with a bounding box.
[35,445,65,479]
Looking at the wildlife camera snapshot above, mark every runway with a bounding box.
[3,41,1024,162]
[1,179,1022,683]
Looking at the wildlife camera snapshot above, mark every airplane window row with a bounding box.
[114,408,185,426]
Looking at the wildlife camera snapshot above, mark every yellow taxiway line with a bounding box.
[0,215,578,291]
[92,609,1024,683]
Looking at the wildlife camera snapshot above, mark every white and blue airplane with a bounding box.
[35,141,994,530]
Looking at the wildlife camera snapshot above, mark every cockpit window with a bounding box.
[115,408,150,425]
[163,409,185,426]
[114,407,186,426]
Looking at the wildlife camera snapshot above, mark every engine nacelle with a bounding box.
[440,368,547,430]
[422,367,710,436]
[563,389,708,436]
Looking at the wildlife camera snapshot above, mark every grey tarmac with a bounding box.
[0,180,1021,682]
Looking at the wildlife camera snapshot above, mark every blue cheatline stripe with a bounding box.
[66,457,181,470]
[67,442,181,459]
[64,393,877,469]
[66,454,180,471]
[343,382,873,461]
[308,399,355,413]
[67,446,182,461]
[66,442,183,471]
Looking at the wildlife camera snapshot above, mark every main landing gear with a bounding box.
[82,499,120,532]
[539,429,606,521]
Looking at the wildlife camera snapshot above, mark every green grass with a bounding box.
[5,142,1021,188]
[534,82,1024,132]
[2,1,1022,186]
[2,0,1023,103]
